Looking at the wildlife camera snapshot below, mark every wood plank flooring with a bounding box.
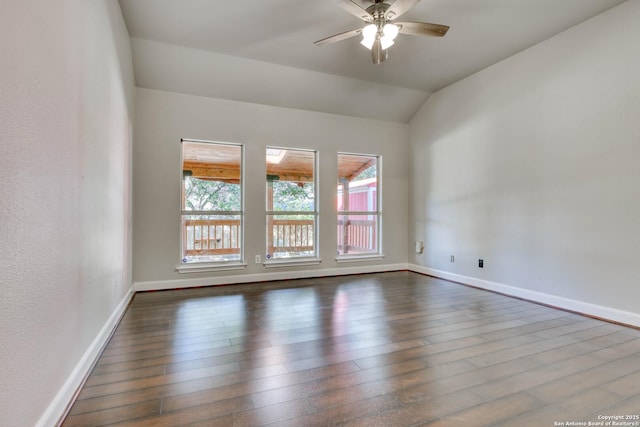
[62,271,640,426]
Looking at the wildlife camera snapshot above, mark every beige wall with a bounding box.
[409,0,640,324]
[0,1,134,425]
[133,88,409,287]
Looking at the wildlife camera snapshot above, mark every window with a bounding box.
[337,153,381,257]
[266,147,318,262]
[180,139,243,268]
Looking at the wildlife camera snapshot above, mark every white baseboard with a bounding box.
[36,286,135,427]
[409,264,640,328]
[135,263,409,292]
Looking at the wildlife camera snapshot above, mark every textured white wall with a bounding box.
[409,0,640,316]
[133,88,409,285]
[0,1,134,425]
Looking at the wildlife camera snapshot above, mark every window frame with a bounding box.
[176,138,246,273]
[264,146,320,267]
[336,152,383,262]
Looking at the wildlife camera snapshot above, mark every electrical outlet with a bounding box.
[255,255,261,264]
[450,255,454,262]
[478,259,484,268]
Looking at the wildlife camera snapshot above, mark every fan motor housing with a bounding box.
[366,2,390,19]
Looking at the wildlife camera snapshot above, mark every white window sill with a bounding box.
[263,258,322,268]
[176,262,247,274]
[335,254,385,263]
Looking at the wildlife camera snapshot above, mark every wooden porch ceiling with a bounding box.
[183,142,375,183]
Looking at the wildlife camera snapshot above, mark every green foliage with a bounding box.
[184,175,319,213]
[272,181,314,211]
[354,165,376,181]
[184,177,240,211]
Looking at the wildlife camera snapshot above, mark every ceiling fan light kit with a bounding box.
[361,23,399,50]
[360,24,377,49]
[315,0,449,64]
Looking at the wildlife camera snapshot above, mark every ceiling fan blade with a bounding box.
[396,21,449,37]
[385,0,420,20]
[336,0,373,22]
[314,28,362,46]
[371,39,388,64]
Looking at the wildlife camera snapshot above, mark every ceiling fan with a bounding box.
[314,0,449,64]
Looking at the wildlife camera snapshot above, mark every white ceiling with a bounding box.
[119,0,627,122]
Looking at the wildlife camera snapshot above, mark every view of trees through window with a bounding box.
[353,164,376,181]
[184,178,240,211]
[271,181,314,213]
[179,143,379,264]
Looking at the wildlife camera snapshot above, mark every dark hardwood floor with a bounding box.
[62,271,640,426]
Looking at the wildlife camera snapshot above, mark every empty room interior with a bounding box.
[2,0,640,426]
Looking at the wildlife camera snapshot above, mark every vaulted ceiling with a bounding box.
[119,0,627,123]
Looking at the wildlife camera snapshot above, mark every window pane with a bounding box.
[266,214,315,259]
[337,154,377,212]
[181,214,242,263]
[266,148,315,212]
[183,141,241,212]
[337,214,378,255]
